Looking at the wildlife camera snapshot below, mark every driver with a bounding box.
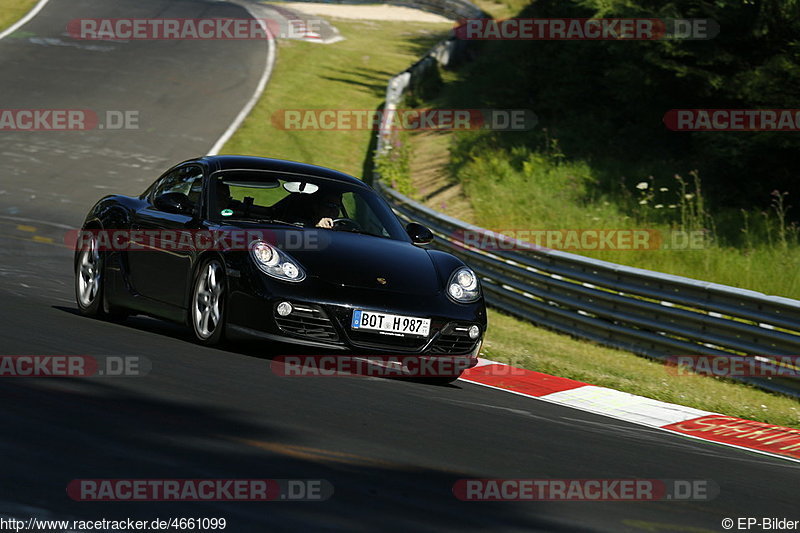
[308,192,343,228]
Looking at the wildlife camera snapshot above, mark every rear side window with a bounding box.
[228,183,289,207]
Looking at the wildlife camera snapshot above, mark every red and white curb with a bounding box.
[460,358,800,464]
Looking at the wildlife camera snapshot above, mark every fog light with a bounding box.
[276,301,293,316]
[468,325,480,339]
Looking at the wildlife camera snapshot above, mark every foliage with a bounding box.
[374,133,415,197]
[442,0,800,214]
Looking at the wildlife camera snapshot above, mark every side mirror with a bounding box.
[406,222,433,245]
[154,192,193,215]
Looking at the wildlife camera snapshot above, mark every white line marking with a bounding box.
[0,215,72,229]
[207,3,276,156]
[0,0,52,41]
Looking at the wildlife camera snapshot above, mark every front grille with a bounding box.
[274,303,339,341]
[429,323,479,355]
[346,330,429,352]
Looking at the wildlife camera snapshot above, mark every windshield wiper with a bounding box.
[332,226,391,239]
[219,217,302,227]
[256,218,304,227]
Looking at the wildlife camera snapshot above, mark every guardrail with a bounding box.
[371,5,800,397]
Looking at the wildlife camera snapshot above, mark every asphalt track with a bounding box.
[0,1,798,531]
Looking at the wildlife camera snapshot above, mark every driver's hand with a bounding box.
[316,217,334,229]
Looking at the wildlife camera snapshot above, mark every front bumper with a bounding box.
[226,273,486,358]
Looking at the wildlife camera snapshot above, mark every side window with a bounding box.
[152,166,204,209]
[185,168,204,206]
[342,192,389,236]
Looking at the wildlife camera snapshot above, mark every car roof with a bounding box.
[196,155,369,189]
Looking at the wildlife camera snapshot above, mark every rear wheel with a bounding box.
[191,258,227,345]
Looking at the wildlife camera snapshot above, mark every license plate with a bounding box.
[351,309,431,337]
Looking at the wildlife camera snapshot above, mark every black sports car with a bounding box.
[74,156,486,380]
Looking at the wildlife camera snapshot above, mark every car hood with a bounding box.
[280,230,442,294]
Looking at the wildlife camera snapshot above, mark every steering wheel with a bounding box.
[332,218,363,232]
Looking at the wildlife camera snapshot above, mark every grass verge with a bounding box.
[221,19,452,176]
[221,17,800,429]
[0,0,38,32]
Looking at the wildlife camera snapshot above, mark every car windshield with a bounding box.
[208,170,407,241]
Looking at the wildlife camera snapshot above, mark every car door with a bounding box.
[127,165,205,307]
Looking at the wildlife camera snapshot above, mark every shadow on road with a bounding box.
[0,377,567,532]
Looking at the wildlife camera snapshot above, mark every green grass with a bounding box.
[470,0,532,18]
[221,18,800,429]
[448,143,800,299]
[0,0,38,32]
[221,19,452,177]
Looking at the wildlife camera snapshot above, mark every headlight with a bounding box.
[447,266,480,303]
[250,241,306,282]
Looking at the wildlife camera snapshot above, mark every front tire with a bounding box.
[191,258,227,345]
[75,232,105,317]
[75,232,128,320]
